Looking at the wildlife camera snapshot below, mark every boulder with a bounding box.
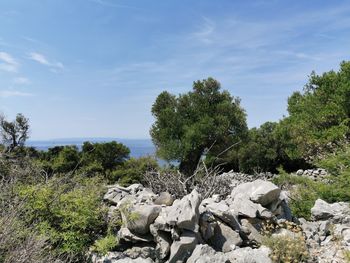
[149,224,172,259]
[168,231,198,263]
[229,196,273,219]
[311,199,350,221]
[200,199,241,230]
[117,227,153,243]
[123,246,156,260]
[104,186,130,206]
[231,179,281,206]
[207,220,242,252]
[121,204,161,235]
[187,244,229,263]
[240,218,264,244]
[226,246,272,263]
[154,192,174,206]
[166,189,201,231]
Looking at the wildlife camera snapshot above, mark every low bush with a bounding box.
[18,175,107,261]
[262,233,309,263]
[91,234,118,256]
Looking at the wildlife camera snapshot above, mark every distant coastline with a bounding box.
[27,138,156,158]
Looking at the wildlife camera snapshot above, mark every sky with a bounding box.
[0,0,350,140]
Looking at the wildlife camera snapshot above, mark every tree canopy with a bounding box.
[150,77,247,175]
[0,113,29,152]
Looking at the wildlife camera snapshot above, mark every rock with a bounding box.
[154,192,174,206]
[231,179,281,206]
[117,227,153,243]
[207,220,242,252]
[149,224,172,259]
[166,189,201,231]
[121,204,161,235]
[240,218,264,244]
[296,169,304,176]
[112,258,154,263]
[200,199,241,230]
[311,199,350,221]
[168,231,198,263]
[187,244,229,263]
[104,186,130,206]
[123,246,156,260]
[226,246,272,263]
[229,196,273,219]
[199,212,217,241]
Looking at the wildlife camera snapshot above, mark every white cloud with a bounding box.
[0,90,33,98]
[13,77,30,85]
[0,51,19,72]
[28,52,64,71]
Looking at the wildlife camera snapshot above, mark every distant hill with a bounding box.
[27,138,155,158]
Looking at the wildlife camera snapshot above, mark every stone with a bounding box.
[168,231,198,263]
[231,179,281,206]
[240,218,264,244]
[311,199,350,221]
[166,189,201,231]
[154,192,174,206]
[123,246,155,260]
[226,246,272,263]
[187,244,229,263]
[296,169,304,176]
[117,227,153,243]
[149,224,172,259]
[207,220,242,252]
[104,186,130,206]
[121,204,161,235]
[229,196,273,219]
[200,199,241,230]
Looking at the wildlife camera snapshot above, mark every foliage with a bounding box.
[19,175,107,260]
[262,233,309,263]
[81,141,130,172]
[111,156,158,185]
[283,61,350,160]
[273,166,350,219]
[151,77,247,175]
[316,145,350,175]
[0,113,29,153]
[344,250,350,263]
[91,234,118,256]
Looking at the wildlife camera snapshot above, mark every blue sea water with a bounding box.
[27,138,156,158]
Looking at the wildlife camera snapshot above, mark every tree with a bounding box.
[150,77,247,176]
[0,113,29,152]
[81,141,130,174]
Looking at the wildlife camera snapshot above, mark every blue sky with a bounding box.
[0,0,350,140]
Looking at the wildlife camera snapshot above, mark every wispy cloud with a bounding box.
[13,77,30,85]
[87,0,138,9]
[28,52,64,71]
[0,90,33,98]
[0,51,19,72]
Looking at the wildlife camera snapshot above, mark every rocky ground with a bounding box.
[91,174,350,263]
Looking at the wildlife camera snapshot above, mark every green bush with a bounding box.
[262,233,309,262]
[19,175,107,260]
[91,234,118,255]
[273,167,350,219]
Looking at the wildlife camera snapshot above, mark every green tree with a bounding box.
[0,113,30,152]
[150,77,247,176]
[81,141,130,179]
[284,61,350,160]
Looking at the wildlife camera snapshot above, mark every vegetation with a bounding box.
[2,60,350,261]
[150,77,247,176]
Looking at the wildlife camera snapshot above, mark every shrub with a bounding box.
[19,175,107,260]
[262,233,309,262]
[91,234,118,255]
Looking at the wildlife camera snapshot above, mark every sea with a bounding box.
[27,138,156,158]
